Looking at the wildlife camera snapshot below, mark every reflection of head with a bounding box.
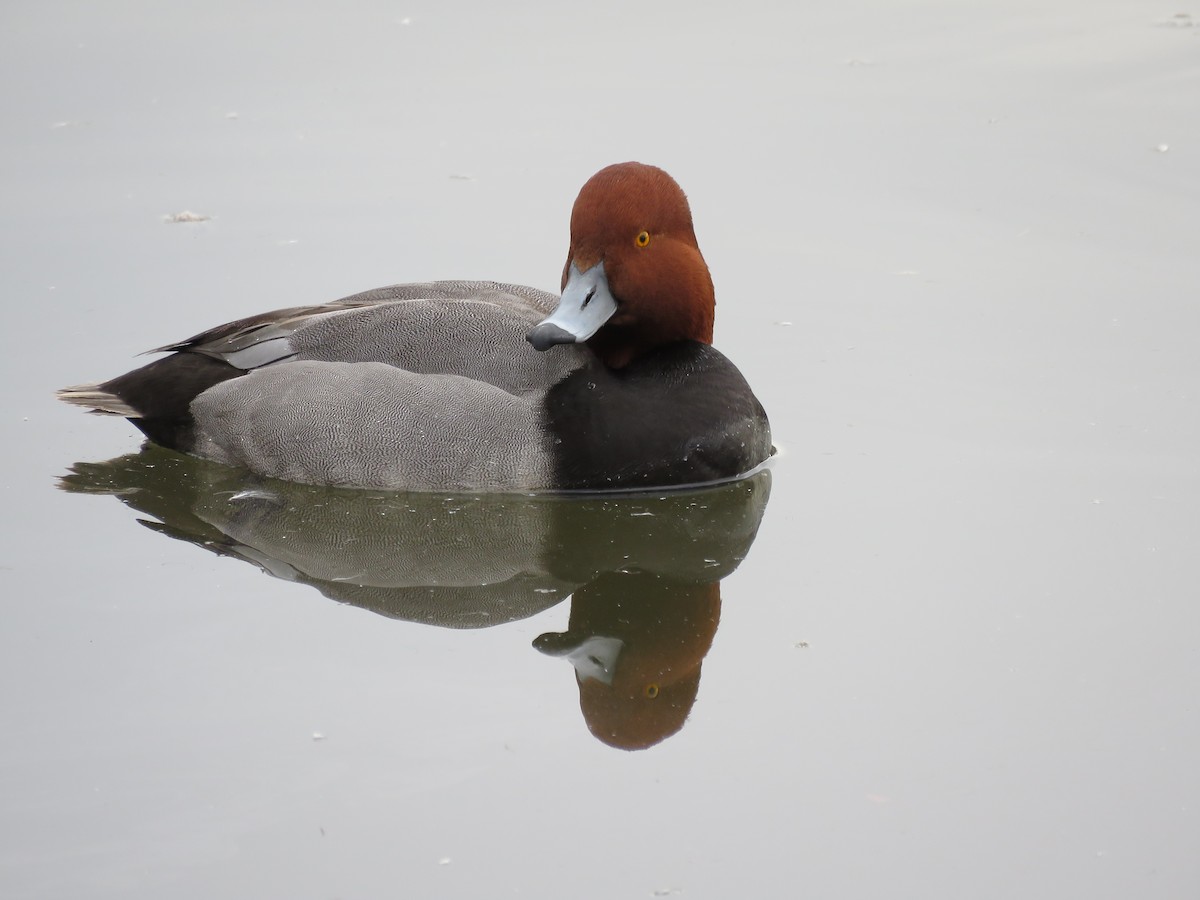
[537,576,721,751]
[579,668,702,750]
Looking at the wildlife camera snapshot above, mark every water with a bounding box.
[2,2,1198,897]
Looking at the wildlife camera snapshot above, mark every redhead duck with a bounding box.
[58,162,772,492]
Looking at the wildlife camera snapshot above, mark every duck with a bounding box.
[57,162,772,492]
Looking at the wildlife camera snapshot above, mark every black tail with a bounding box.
[58,352,243,452]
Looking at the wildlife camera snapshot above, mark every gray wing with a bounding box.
[163,281,584,395]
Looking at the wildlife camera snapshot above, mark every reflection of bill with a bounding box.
[60,445,771,747]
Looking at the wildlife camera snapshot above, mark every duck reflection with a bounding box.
[60,445,771,748]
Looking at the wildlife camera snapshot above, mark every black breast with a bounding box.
[542,342,772,491]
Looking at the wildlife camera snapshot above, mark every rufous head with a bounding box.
[527,162,716,368]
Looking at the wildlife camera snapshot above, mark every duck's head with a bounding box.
[527,162,715,369]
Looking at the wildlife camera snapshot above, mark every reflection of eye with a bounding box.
[644,683,660,698]
[635,230,651,248]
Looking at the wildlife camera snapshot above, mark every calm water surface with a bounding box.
[2,2,1198,898]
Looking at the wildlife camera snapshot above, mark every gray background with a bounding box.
[2,1,1198,898]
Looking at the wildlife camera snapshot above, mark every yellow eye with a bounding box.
[635,230,651,248]
[644,683,660,698]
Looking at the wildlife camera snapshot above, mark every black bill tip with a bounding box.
[526,322,576,351]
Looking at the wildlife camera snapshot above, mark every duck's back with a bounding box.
[169,281,579,393]
[290,282,578,391]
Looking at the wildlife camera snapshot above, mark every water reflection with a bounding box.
[60,446,771,748]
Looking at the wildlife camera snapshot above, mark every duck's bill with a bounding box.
[527,261,618,351]
[532,631,623,685]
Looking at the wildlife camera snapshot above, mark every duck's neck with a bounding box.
[587,327,704,370]
[591,268,715,369]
